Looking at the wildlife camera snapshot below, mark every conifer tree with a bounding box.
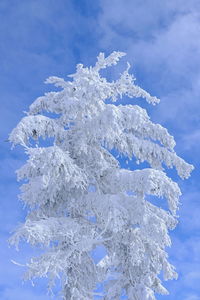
[9,52,193,299]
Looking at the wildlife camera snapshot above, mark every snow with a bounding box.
[9,52,193,299]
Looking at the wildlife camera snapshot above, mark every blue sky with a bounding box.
[0,1,200,299]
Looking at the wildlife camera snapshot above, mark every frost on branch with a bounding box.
[9,52,193,299]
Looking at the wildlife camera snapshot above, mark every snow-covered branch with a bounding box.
[10,51,193,299]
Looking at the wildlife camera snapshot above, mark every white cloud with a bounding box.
[183,271,200,289]
[98,1,200,135]
[184,295,200,300]
[180,130,200,151]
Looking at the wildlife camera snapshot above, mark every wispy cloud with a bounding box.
[98,1,200,133]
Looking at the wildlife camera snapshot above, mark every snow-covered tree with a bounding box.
[9,52,193,300]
